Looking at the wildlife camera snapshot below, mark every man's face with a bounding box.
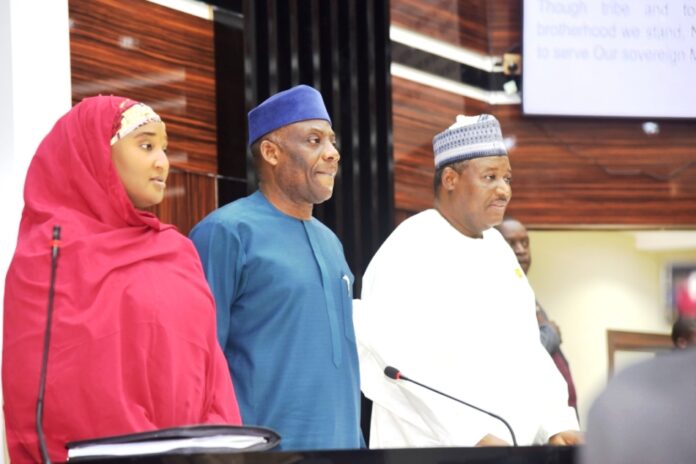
[272,119,339,205]
[445,156,511,237]
[498,219,531,274]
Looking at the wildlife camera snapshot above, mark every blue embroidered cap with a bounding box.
[432,114,507,169]
[247,85,331,147]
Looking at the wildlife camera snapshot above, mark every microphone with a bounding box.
[36,225,61,464]
[384,365,517,446]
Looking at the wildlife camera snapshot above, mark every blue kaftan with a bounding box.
[190,191,361,450]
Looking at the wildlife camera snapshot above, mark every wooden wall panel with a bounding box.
[69,0,217,235]
[391,0,696,227]
[392,0,489,53]
[152,170,217,235]
[485,0,521,55]
[497,108,696,227]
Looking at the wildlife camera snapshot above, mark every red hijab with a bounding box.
[2,96,241,463]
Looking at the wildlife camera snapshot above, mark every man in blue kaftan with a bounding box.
[190,85,361,451]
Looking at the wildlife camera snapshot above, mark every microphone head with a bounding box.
[52,225,61,240]
[384,366,401,380]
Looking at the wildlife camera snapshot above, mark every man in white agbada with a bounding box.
[356,114,582,447]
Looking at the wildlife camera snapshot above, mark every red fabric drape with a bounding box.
[2,96,241,463]
[676,282,696,318]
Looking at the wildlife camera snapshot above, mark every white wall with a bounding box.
[0,0,71,461]
[527,230,696,427]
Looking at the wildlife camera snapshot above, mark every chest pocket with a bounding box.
[338,272,356,342]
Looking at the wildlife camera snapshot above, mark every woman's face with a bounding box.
[111,121,169,209]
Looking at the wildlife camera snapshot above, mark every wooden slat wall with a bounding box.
[485,0,521,54]
[69,0,218,235]
[392,0,489,53]
[391,0,696,227]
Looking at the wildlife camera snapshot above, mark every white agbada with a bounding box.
[356,209,579,447]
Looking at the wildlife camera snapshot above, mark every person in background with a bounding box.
[497,217,578,412]
[583,348,696,464]
[356,114,581,448]
[2,96,241,463]
[190,85,362,451]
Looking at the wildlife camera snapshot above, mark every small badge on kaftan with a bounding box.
[515,267,524,278]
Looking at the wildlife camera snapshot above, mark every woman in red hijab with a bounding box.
[2,96,242,462]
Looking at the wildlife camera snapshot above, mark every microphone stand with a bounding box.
[385,366,518,446]
[36,225,61,464]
